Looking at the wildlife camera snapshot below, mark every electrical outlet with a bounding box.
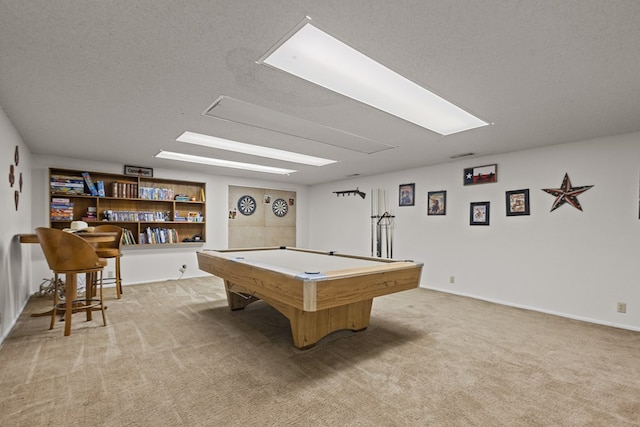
[617,302,627,313]
[179,265,187,273]
[449,276,455,284]
[107,270,114,278]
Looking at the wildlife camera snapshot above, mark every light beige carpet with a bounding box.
[1,277,638,426]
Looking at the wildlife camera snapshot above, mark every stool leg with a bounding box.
[85,272,93,322]
[98,270,107,326]
[115,255,122,299]
[50,273,59,330]
[64,273,78,336]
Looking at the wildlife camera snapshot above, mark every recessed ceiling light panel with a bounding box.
[177,131,336,166]
[258,17,489,136]
[155,151,297,175]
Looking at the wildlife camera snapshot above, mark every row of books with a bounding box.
[122,229,136,245]
[139,227,179,244]
[139,186,175,201]
[112,182,137,199]
[51,197,74,220]
[104,210,170,222]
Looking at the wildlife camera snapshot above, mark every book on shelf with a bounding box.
[141,227,179,244]
[112,181,138,198]
[82,207,97,221]
[50,175,85,194]
[96,180,105,197]
[82,172,98,196]
[122,229,136,245]
[50,198,74,220]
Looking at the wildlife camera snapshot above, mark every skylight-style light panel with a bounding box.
[176,131,336,166]
[258,18,489,136]
[155,151,297,175]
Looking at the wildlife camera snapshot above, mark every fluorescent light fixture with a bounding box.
[177,131,336,166]
[155,151,297,175]
[258,17,489,136]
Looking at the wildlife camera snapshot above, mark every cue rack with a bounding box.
[370,188,395,258]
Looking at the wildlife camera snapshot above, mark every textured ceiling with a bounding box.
[1,0,639,185]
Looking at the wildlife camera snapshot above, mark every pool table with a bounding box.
[197,247,423,349]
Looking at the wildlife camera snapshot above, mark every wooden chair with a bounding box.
[92,224,124,299]
[35,227,108,336]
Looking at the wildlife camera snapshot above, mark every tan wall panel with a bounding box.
[228,185,296,248]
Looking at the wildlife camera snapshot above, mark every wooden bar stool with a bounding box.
[92,225,124,299]
[35,227,108,336]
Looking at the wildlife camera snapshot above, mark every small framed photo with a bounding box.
[506,189,530,216]
[399,183,415,206]
[470,201,490,225]
[427,191,446,215]
[464,164,497,185]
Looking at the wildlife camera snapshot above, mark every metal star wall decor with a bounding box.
[542,173,593,212]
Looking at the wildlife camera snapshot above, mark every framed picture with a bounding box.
[464,164,497,185]
[470,201,490,225]
[427,191,446,215]
[124,165,153,177]
[506,189,530,216]
[399,183,415,206]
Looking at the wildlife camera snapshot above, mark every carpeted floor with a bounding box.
[1,277,639,426]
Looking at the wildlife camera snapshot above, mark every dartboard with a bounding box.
[237,195,256,216]
[272,198,288,217]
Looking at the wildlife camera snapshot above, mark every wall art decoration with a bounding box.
[505,189,530,216]
[124,165,153,177]
[470,201,490,225]
[9,147,21,211]
[464,164,497,185]
[427,191,446,215]
[542,173,593,212]
[399,183,415,206]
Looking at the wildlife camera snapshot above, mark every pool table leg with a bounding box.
[286,299,374,349]
[224,280,260,310]
[223,279,374,349]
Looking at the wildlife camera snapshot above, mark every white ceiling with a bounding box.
[1,1,639,185]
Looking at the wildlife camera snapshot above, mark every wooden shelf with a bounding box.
[49,168,206,246]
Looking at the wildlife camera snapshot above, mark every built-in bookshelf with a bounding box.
[49,168,206,246]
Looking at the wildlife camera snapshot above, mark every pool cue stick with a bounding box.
[370,188,375,256]
[376,188,382,257]
[385,215,390,258]
[389,219,393,258]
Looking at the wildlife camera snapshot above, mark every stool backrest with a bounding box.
[35,227,103,272]
[92,224,124,250]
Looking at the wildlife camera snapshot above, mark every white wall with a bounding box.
[3,113,638,343]
[29,155,311,286]
[0,105,32,342]
[309,132,640,331]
